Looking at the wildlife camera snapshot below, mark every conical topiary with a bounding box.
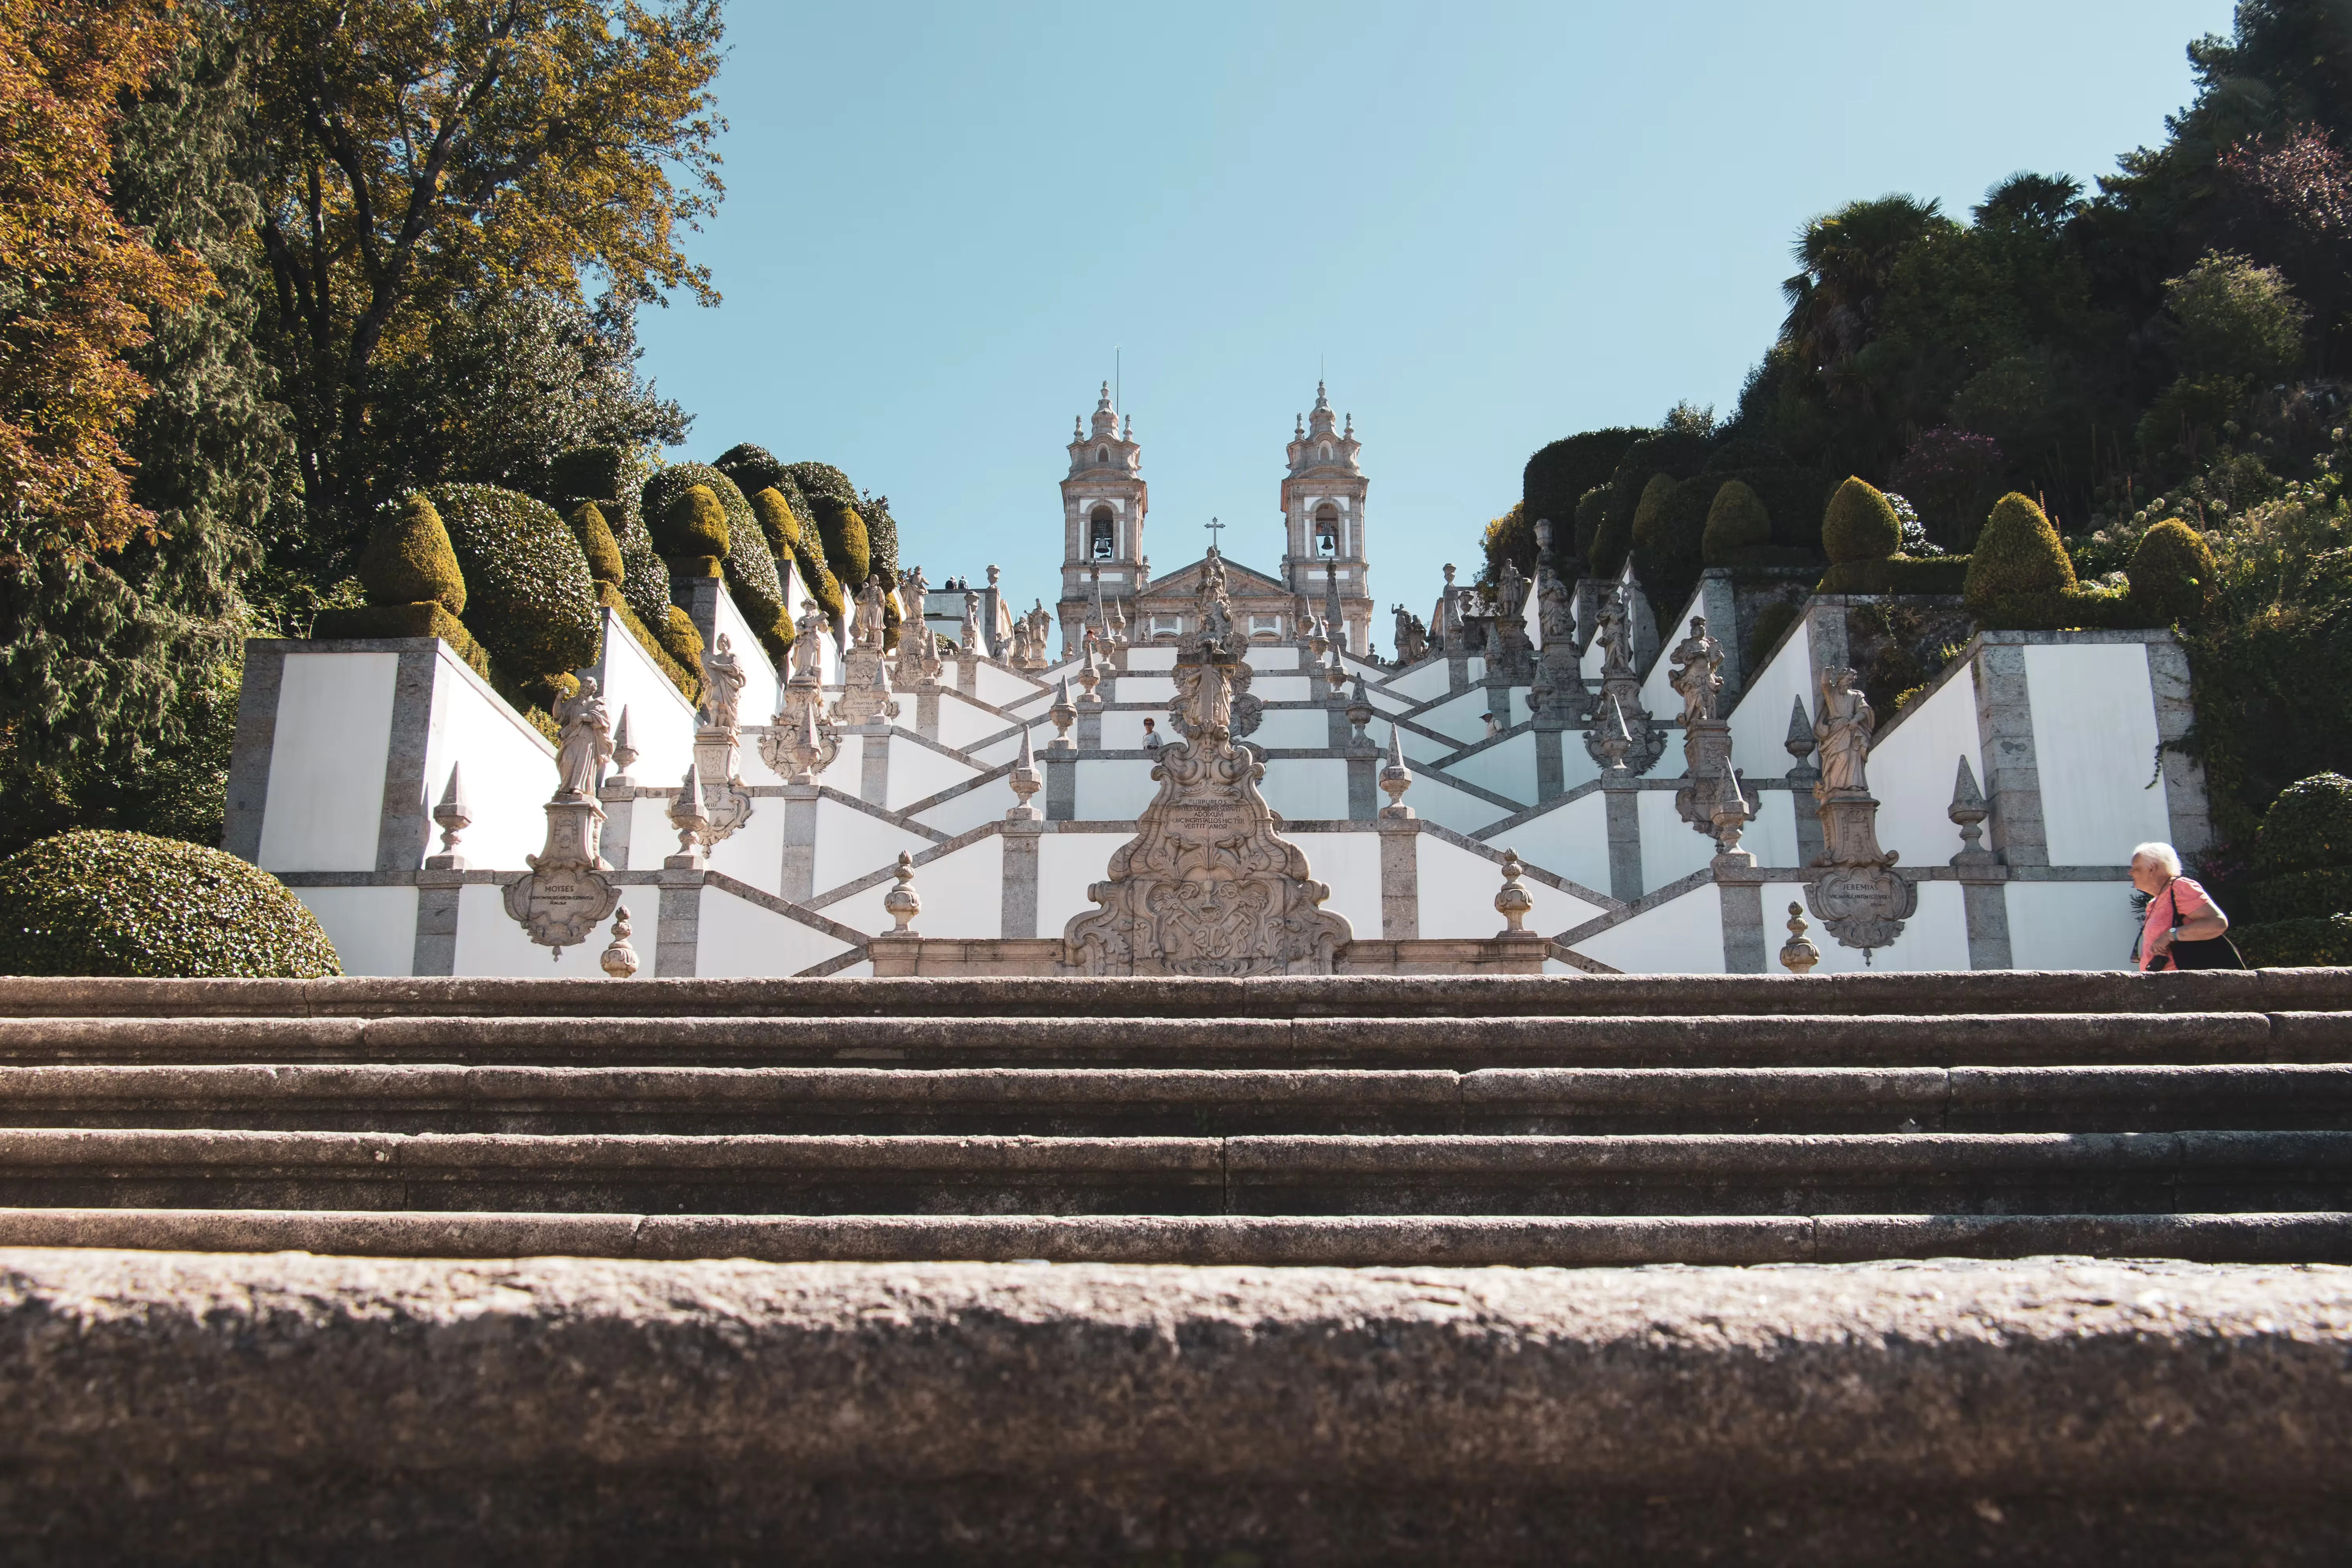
[656,484,730,568]
[1965,493,2076,612]
[1821,477,1901,565]
[2128,518,2218,626]
[359,493,466,614]
[569,501,626,589]
[1701,479,1773,565]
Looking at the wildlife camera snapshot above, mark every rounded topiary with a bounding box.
[427,484,604,686]
[358,493,466,614]
[568,501,625,588]
[0,831,340,978]
[783,462,871,590]
[771,472,847,620]
[658,483,731,560]
[1821,477,1902,564]
[1573,483,1612,565]
[2128,517,2218,626]
[1600,471,1676,581]
[751,486,803,566]
[1702,479,1773,565]
[2254,773,2352,878]
[1635,474,1723,621]
[715,442,786,500]
[1964,492,2077,614]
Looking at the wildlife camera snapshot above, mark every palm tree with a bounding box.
[1780,196,1949,375]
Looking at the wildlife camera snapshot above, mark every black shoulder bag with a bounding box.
[2153,882,2247,972]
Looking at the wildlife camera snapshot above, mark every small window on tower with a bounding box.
[1320,444,1331,463]
[1315,503,1339,557]
[1090,507,1115,560]
[1097,447,1108,465]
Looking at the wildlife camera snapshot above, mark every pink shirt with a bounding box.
[2140,876,2215,971]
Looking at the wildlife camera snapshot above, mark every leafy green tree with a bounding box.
[2164,250,2309,381]
[241,0,726,576]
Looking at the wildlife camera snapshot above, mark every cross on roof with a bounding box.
[1204,516,1225,547]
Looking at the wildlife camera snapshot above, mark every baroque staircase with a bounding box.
[0,968,2348,1264]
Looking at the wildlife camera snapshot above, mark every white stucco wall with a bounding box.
[887,743,982,812]
[932,690,1008,748]
[910,774,1021,835]
[258,651,399,872]
[1573,882,1724,974]
[1440,731,1533,805]
[1865,669,1984,872]
[1279,831,1380,939]
[1037,833,1117,936]
[1760,878,1971,974]
[1726,615,1815,784]
[1415,686,1496,748]
[1742,787,1804,869]
[297,886,417,977]
[420,649,558,871]
[696,887,857,977]
[811,800,934,898]
[709,585,783,732]
[453,883,606,976]
[1414,833,1602,940]
[2005,879,2138,971]
[1259,758,1350,822]
[2026,642,2170,867]
[1637,787,1718,891]
[827,835,1004,939]
[969,660,1042,707]
[1249,709,1331,749]
[1077,759,1161,820]
[701,803,786,897]
[1383,659,1453,703]
[589,609,699,792]
[1124,646,1177,672]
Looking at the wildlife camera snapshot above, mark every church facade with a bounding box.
[1054,382,1375,658]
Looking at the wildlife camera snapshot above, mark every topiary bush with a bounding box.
[1960,491,2126,627]
[1524,429,1647,571]
[1596,472,1675,581]
[1822,477,1903,564]
[0,830,340,977]
[1573,484,1612,565]
[2128,518,2219,627]
[1702,479,1773,566]
[655,483,730,564]
[1634,474,1725,622]
[1595,430,1712,576]
[642,463,793,664]
[548,445,669,633]
[715,442,786,499]
[2231,774,2352,965]
[768,472,847,620]
[568,502,626,590]
[358,492,466,613]
[784,461,871,590]
[427,483,604,705]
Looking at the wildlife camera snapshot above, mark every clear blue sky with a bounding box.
[637,0,2233,643]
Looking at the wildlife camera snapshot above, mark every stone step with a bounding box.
[4,1063,2350,1136]
[0,1127,2346,1215]
[0,1009,2339,1068]
[6,968,2350,1021]
[0,1205,2343,1266]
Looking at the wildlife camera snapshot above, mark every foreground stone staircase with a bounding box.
[0,968,2347,1265]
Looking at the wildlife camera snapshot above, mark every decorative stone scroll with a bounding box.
[503,677,622,955]
[1804,665,1916,953]
[1063,555,1350,977]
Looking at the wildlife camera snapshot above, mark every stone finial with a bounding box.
[1779,902,1821,974]
[1597,696,1634,777]
[1077,646,1103,703]
[1495,849,1536,937]
[987,564,1000,588]
[609,708,638,785]
[1347,677,1374,745]
[1534,517,1553,553]
[600,905,640,978]
[1784,695,1816,767]
[884,851,921,935]
[1324,643,1348,696]
[669,761,709,865]
[1049,674,1077,750]
[1710,769,1755,867]
[1009,725,1044,819]
[1950,754,1994,867]
[429,762,471,868]
[1378,724,1414,818]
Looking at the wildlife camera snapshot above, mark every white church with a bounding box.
[222,384,2205,980]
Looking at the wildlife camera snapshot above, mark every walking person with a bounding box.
[2131,841,2243,971]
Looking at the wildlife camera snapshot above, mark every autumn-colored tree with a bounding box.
[241,0,726,569]
[0,0,209,563]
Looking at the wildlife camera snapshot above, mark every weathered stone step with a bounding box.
[0,1010,2335,1069]
[4,1063,2349,1136]
[7,968,2350,1021]
[0,1205,2343,1265]
[2,1250,2345,1560]
[0,1127,2346,1215]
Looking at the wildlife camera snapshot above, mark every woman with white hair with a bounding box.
[2129,842,2241,970]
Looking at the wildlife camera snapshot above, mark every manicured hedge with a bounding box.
[2223,774,2352,966]
[1596,471,1675,581]
[1822,477,1903,564]
[1817,555,1974,596]
[1524,429,1646,570]
[714,442,786,499]
[1701,480,1773,566]
[310,600,493,681]
[783,461,871,590]
[2128,518,2218,626]
[427,483,604,697]
[2234,914,2352,968]
[358,493,466,613]
[1962,492,2126,628]
[548,445,670,633]
[0,831,340,978]
[1634,473,1725,622]
[658,483,730,562]
[1593,431,1711,576]
[1573,485,1611,564]
[767,472,847,620]
[643,463,793,664]
[2253,773,2352,877]
[568,502,626,587]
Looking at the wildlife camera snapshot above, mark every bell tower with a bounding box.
[1056,382,1146,658]
[1279,382,1372,655]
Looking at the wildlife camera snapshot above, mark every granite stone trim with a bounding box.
[1972,641,2049,868]
[780,785,820,902]
[1045,754,1076,822]
[220,638,288,863]
[1718,879,1767,973]
[375,647,442,874]
[1604,784,1644,905]
[1963,880,2015,972]
[1377,822,1419,940]
[653,872,701,978]
[410,878,462,978]
[2144,637,2214,858]
[859,726,891,806]
[1001,823,1042,940]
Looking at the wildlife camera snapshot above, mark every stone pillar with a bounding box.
[1971,638,2048,867]
[1346,752,1378,820]
[653,868,701,977]
[779,783,819,902]
[375,647,440,873]
[1716,871,1767,973]
[1699,569,1743,701]
[859,724,891,805]
[1076,701,1103,750]
[1533,724,1565,802]
[1045,752,1077,821]
[1376,818,1419,939]
[598,784,634,870]
[670,574,724,653]
[1961,877,2014,970]
[957,650,978,695]
[1804,598,1850,692]
[1604,776,1644,902]
[916,686,940,743]
[2145,637,2214,859]
[1001,818,1042,938]
[410,871,463,977]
